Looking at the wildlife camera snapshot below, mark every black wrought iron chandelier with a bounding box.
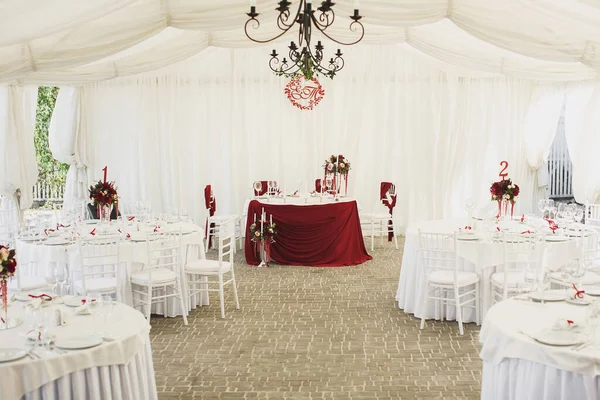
[245,1,364,80]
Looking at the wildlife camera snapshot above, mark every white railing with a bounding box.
[548,116,573,199]
[32,181,65,202]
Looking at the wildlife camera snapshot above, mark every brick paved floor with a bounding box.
[150,237,482,399]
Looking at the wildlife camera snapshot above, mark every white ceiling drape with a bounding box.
[2,0,600,84]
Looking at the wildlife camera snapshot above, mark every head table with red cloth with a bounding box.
[244,200,372,267]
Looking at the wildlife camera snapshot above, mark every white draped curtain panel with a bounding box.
[0,85,38,213]
[49,45,543,228]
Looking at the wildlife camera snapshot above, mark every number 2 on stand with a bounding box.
[499,161,508,181]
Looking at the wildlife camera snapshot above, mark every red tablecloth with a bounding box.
[244,200,372,267]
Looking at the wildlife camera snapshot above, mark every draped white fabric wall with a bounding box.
[57,45,537,228]
[0,85,38,212]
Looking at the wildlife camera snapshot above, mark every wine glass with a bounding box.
[464,197,476,219]
[574,206,584,224]
[45,265,58,295]
[538,199,547,217]
[557,203,567,219]
[101,295,114,337]
[55,265,68,297]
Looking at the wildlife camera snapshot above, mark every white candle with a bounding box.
[254,213,256,223]
[270,214,273,224]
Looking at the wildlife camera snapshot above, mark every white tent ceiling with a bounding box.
[2,0,600,85]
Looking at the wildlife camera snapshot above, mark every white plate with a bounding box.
[566,297,591,306]
[0,349,27,363]
[44,238,72,246]
[529,290,565,302]
[546,236,570,242]
[84,220,98,225]
[63,296,86,307]
[457,235,480,241]
[128,233,148,242]
[534,329,585,346]
[55,335,103,350]
[585,287,600,296]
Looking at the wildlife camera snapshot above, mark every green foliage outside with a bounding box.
[34,86,68,207]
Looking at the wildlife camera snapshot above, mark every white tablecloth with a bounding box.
[15,221,207,317]
[0,301,156,399]
[396,218,579,323]
[480,299,600,399]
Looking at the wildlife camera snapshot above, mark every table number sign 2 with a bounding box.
[499,161,508,181]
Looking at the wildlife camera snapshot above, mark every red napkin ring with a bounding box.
[26,330,42,340]
[154,226,160,233]
[57,223,65,229]
[520,214,525,223]
[81,299,96,305]
[1,317,4,324]
[128,216,135,221]
[573,284,585,299]
[293,190,298,195]
[464,226,472,230]
[44,229,48,236]
[567,319,574,325]
[90,228,96,236]
[126,233,131,239]
[28,294,53,300]
[496,227,501,232]
[520,230,532,234]
[118,229,122,233]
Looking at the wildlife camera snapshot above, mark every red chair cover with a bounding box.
[204,185,217,249]
[244,200,372,267]
[380,182,397,242]
[254,181,268,196]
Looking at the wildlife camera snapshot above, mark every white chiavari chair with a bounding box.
[586,204,600,226]
[131,232,188,325]
[419,231,480,335]
[185,218,239,319]
[490,233,545,304]
[75,235,121,300]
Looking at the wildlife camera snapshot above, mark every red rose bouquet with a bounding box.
[323,154,351,175]
[89,180,118,206]
[0,245,16,322]
[490,178,520,202]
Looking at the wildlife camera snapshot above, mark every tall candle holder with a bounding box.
[249,210,278,267]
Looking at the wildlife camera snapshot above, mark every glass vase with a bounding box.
[98,203,113,233]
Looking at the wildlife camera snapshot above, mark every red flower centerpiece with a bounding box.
[490,178,520,219]
[0,245,16,328]
[89,180,118,224]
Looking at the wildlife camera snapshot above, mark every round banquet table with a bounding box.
[480,298,600,400]
[395,218,580,323]
[0,300,156,400]
[15,221,208,317]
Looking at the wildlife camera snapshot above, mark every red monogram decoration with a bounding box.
[284,75,325,111]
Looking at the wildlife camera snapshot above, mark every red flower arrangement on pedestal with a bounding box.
[0,245,17,325]
[490,178,520,218]
[89,180,118,206]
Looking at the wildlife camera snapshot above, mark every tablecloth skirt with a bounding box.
[22,338,157,400]
[482,359,600,400]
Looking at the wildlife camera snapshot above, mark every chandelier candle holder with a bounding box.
[89,166,119,233]
[245,0,364,80]
[0,245,18,330]
[250,208,278,267]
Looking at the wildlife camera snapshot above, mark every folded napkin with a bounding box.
[571,284,585,300]
[553,318,578,330]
